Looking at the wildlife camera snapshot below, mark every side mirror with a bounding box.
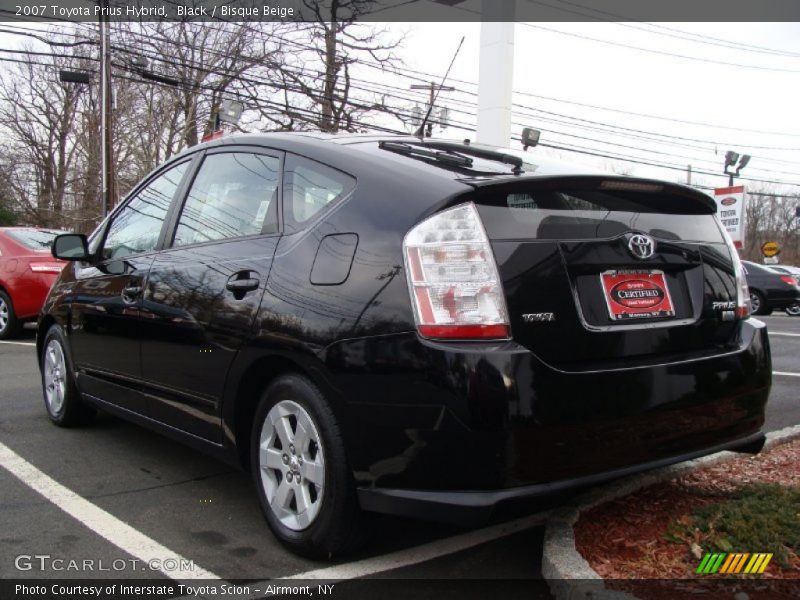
[52,234,90,261]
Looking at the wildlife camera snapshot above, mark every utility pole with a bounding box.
[686,164,692,185]
[99,0,115,217]
[477,1,516,147]
[410,82,454,137]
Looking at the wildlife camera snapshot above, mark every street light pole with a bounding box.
[99,0,115,218]
[723,150,750,187]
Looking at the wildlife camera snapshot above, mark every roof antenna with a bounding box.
[415,36,465,140]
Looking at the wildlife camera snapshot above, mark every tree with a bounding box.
[114,19,293,148]
[0,18,406,229]
[0,158,17,225]
[278,0,403,132]
[0,41,86,228]
[744,190,800,265]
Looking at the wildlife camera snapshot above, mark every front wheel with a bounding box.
[41,325,95,427]
[786,303,800,317]
[250,374,364,558]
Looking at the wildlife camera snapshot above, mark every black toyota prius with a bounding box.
[39,133,770,557]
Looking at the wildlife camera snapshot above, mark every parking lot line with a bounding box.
[773,371,800,378]
[770,332,800,337]
[0,340,35,347]
[0,441,220,580]
[283,510,552,581]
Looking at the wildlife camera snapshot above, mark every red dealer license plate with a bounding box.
[600,270,675,321]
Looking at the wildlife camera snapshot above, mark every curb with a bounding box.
[541,424,800,600]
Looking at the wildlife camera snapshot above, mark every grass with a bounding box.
[666,484,800,567]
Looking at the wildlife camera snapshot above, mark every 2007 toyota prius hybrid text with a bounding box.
[38,133,770,557]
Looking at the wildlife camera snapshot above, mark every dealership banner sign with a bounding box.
[714,186,747,249]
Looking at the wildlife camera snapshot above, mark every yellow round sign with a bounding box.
[761,241,780,258]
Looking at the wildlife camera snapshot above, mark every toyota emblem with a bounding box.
[628,234,655,260]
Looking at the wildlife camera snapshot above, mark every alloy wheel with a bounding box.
[258,400,325,531]
[787,303,800,317]
[0,297,7,332]
[43,339,67,415]
[749,292,762,315]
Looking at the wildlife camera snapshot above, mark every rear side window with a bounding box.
[477,188,724,243]
[6,229,61,250]
[173,152,280,247]
[283,155,355,233]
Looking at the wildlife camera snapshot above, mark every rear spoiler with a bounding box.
[455,175,717,215]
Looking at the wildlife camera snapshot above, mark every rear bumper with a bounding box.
[357,431,765,522]
[326,319,771,520]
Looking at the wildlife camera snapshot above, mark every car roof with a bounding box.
[744,261,778,270]
[170,132,714,211]
[198,132,607,180]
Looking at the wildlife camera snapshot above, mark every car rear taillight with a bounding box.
[29,262,63,274]
[403,202,510,340]
[719,227,750,319]
[779,275,799,286]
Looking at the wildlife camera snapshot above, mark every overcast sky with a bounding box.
[2,17,799,194]
[382,21,800,193]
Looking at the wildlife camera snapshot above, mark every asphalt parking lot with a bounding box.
[1,315,798,597]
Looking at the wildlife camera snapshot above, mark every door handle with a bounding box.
[121,285,142,303]
[225,278,260,293]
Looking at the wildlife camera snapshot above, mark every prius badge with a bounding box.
[628,233,656,260]
[522,312,556,323]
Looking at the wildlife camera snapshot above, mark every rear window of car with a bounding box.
[283,155,355,233]
[6,229,62,250]
[475,189,725,243]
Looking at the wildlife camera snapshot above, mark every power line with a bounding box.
[97,23,800,162]
[511,123,800,178]
[509,88,800,138]
[106,39,800,178]
[4,42,799,187]
[519,22,800,75]
[4,52,798,195]
[525,0,800,59]
[442,0,800,74]
[521,0,800,59]
[4,22,800,190]
[26,19,800,149]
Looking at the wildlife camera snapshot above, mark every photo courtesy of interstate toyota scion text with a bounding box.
[39,132,770,557]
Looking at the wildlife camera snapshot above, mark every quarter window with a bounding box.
[283,156,355,232]
[102,162,188,260]
[173,152,280,247]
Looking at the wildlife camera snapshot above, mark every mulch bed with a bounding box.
[574,439,800,591]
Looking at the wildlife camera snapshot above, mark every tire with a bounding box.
[0,290,22,340]
[250,374,364,558]
[786,303,800,317]
[749,290,769,316]
[40,324,95,427]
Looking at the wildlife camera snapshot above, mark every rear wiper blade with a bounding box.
[422,141,524,174]
[379,141,474,168]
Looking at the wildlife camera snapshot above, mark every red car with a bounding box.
[0,228,66,339]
